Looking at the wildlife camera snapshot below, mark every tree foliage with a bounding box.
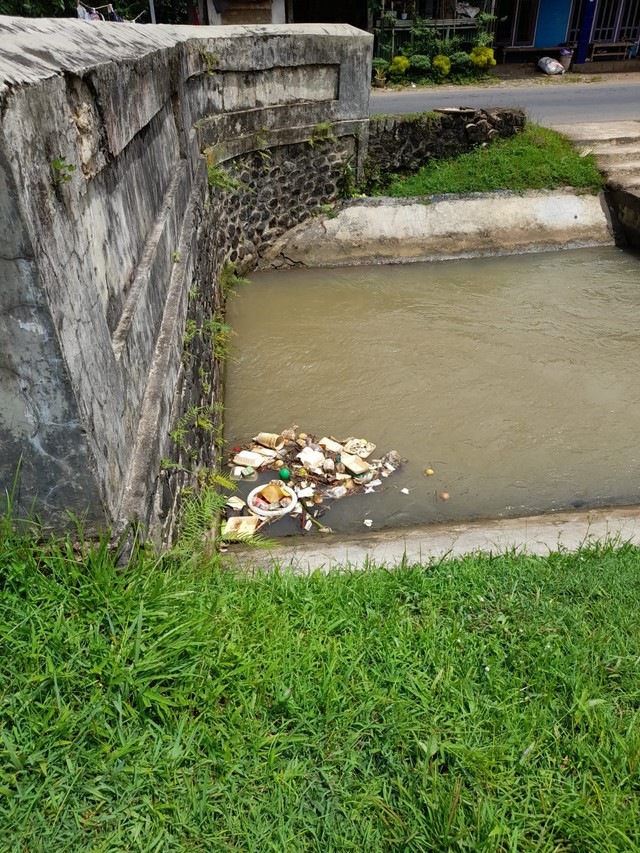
[0,0,188,23]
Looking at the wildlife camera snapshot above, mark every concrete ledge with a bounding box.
[260,190,615,268]
[227,505,640,574]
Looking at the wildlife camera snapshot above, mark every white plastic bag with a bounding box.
[538,56,565,75]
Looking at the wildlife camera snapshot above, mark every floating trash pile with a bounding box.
[222,427,405,538]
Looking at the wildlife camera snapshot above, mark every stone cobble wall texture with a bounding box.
[159,137,356,539]
[367,108,526,175]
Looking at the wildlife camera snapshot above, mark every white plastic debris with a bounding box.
[226,496,246,509]
[319,437,343,453]
[297,447,325,471]
[296,486,315,498]
[232,450,266,468]
[326,485,348,499]
[538,56,564,75]
[343,438,376,459]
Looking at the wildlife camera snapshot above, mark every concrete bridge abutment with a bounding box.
[0,17,372,535]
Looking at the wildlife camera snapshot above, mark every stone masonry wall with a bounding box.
[367,108,526,176]
[157,136,356,540]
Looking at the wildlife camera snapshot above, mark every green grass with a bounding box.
[2,521,640,850]
[380,124,606,197]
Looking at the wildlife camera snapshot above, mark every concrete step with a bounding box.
[554,121,640,147]
[606,171,640,189]
[600,157,640,171]
[589,143,640,165]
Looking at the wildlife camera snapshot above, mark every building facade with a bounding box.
[494,0,639,50]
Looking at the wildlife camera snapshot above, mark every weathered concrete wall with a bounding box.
[0,17,372,532]
[261,191,615,268]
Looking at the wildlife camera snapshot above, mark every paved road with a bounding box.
[370,80,640,125]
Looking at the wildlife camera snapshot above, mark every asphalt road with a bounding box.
[369,80,640,125]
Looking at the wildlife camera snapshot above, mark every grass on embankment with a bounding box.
[2,525,640,851]
[380,124,606,197]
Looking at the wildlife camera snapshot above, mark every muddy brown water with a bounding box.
[224,246,640,535]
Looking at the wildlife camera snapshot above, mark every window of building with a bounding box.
[569,0,640,43]
[494,0,540,46]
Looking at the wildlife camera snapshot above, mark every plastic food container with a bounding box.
[247,483,298,519]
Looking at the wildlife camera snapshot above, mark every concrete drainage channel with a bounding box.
[3,18,640,564]
[223,186,640,571]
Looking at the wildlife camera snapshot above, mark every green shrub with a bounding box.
[380,123,606,197]
[473,11,497,47]
[450,51,474,73]
[408,53,431,76]
[432,54,451,77]
[436,35,463,56]
[409,19,439,57]
[372,57,389,74]
[388,54,410,79]
[470,45,496,69]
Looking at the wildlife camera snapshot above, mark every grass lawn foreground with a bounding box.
[377,124,605,197]
[2,520,640,851]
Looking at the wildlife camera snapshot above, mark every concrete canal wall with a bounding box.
[261,191,615,268]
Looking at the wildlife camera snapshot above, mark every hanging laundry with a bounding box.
[77,3,92,19]
[89,7,104,20]
[107,4,123,21]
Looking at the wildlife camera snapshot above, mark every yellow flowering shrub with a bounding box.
[432,54,451,77]
[470,46,496,69]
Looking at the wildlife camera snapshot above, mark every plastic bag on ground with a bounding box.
[538,56,565,75]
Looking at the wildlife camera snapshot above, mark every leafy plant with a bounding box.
[174,484,227,556]
[473,11,496,47]
[337,156,357,199]
[205,149,244,192]
[372,57,389,82]
[470,46,497,69]
[220,260,251,300]
[51,157,76,185]
[183,319,198,345]
[450,51,474,73]
[408,53,431,76]
[170,404,220,451]
[388,54,410,80]
[202,315,234,360]
[206,162,243,192]
[309,122,337,147]
[432,54,451,77]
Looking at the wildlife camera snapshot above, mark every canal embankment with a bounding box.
[260,190,614,268]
